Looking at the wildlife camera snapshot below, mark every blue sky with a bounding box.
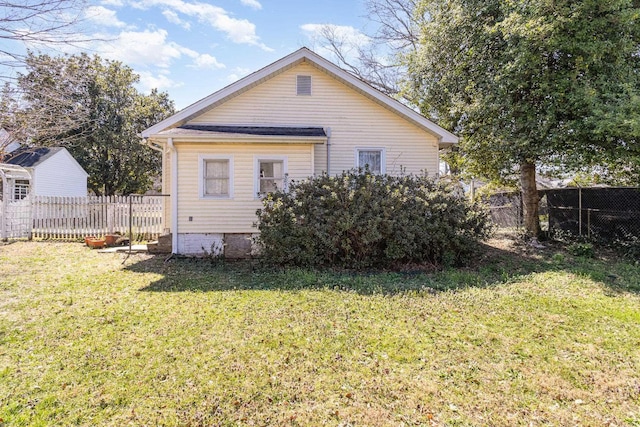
[74,0,371,109]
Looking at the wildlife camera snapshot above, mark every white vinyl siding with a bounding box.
[189,62,440,177]
[31,149,87,197]
[176,143,312,234]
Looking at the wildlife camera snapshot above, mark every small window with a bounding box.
[357,149,385,174]
[259,160,285,194]
[202,158,231,198]
[297,75,312,96]
[14,179,29,200]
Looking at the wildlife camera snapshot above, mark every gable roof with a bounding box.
[141,47,458,146]
[4,147,64,167]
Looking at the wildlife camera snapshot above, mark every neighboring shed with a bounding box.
[1,147,88,200]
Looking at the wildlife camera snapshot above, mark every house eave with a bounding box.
[147,134,327,144]
[141,47,459,144]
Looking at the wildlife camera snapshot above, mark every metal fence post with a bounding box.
[578,186,582,236]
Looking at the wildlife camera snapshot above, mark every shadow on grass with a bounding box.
[128,239,639,296]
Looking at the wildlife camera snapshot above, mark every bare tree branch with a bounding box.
[0,0,100,77]
[309,0,422,100]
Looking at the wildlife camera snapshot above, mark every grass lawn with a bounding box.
[1,239,639,426]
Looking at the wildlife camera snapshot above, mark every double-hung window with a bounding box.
[256,157,287,197]
[201,156,232,198]
[13,180,30,200]
[356,148,385,174]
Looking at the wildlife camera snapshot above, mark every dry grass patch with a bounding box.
[0,240,639,426]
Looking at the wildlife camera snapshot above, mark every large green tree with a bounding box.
[404,0,640,237]
[16,53,174,195]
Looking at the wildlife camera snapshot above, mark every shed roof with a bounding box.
[3,147,64,168]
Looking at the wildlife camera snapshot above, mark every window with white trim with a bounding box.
[13,179,30,200]
[256,157,287,197]
[201,157,232,198]
[356,149,385,174]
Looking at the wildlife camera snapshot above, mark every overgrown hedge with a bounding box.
[255,171,493,270]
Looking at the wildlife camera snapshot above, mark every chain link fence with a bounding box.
[486,191,523,230]
[485,187,640,242]
[544,187,639,242]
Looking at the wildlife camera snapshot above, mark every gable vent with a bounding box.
[297,75,312,95]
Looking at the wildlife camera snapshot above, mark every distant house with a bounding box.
[142,47,458,256]
[0,146,88,201]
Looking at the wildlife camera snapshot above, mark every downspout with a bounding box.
[0,169,7,241]
[436,137,442,179]
[167,137,178,254]
[144,137,172,242]
[325,127,332,175]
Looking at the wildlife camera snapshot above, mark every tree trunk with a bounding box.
[520,161,541,238]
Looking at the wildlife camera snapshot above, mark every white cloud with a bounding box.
[97,28,198,68]
[162,9,191,30]
[190,53,225,69]
[300,24,371,64]
[132,0,271,50]
[301,24,370,47]
[240,0,262,10]
[101,0,124,6]
[226,66,251,83]
[137,70,183,92]
[84,6,127,28]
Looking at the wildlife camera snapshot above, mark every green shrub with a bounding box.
[255,170,493,270]
[567,242,595,258]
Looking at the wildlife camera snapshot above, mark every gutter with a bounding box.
[145,138,163,153]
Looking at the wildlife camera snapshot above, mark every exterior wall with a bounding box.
[313,143,327,177]
[188,62,440,177]
[174,142,313,240]
[32,150,87,197]
[162,148,172,232]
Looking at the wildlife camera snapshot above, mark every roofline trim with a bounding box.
[147,134,328,144]
[141,48,458,144]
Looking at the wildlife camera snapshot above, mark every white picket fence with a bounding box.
[1,195,166,241]
[0,197,32,240]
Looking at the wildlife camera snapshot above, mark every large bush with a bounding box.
[255,171,493,270]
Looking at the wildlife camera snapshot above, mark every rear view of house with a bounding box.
[142,47,458,256]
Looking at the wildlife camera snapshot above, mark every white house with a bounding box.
[142,47,458,256]
[0,146,88,201]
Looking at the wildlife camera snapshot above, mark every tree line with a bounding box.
[1,53,174,196]
[317,0,640,239]
[2,0,638,239]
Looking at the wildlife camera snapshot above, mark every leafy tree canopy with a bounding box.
[403,0,640,236]
[14,53,174,195]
